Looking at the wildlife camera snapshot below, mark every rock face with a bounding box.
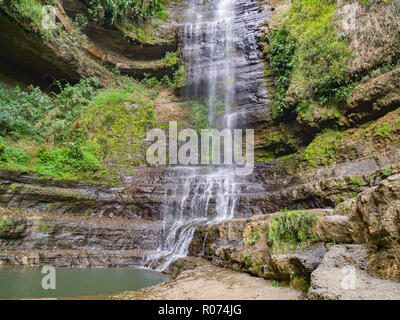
[0,207,162,267]
[188,209,337,288]
[308,245,400,300]
[347,173,400,280]
[0,11,81,88]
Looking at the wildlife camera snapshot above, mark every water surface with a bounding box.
[0,267,170,299]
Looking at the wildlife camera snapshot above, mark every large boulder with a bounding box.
[308,245,400,300]
[347,174,400,279]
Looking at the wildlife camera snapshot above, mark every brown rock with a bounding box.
[316,215,353,243]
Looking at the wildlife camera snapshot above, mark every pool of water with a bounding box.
[0,267,170,299]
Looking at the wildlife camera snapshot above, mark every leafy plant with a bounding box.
[87,0,167,27]
[268,28,296,115]
[181,100,209,133]
[267,208,319,253]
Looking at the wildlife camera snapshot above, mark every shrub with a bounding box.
[181,100,209,133]
[267,208,319,253]
[268,28,296,115]
[36,141,102,179]
[0,78,98,144]
[87,0,167,27]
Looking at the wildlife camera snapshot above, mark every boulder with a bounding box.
[272,243,326,280]
[308,245,400,300]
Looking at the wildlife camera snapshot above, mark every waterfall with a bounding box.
[143,0,263,271]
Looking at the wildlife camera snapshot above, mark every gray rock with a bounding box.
[272,243,326,280]
[308,245,400,300]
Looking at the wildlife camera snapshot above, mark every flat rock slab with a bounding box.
[309,266,400,300]
[110,260,305,300]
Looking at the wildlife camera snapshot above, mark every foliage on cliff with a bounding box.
[87,0,169,27]
[267,0,352,117]
[0,77,163,182]
[260,0,400,161]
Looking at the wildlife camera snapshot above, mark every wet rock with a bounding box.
[0,169,165,220]
[164,256,209,278]
[316,215,352,243]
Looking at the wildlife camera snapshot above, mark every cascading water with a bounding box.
[143,0,261,270]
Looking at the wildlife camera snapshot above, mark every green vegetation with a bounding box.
[87,0,168,27]
[382,167,393,178]
[267,28,295,115]
[36,141,102,179]
[244,253,252,267]
[284,0,352,105]
[172,65,186,89]
[267,208,319,253]
[39,220,55,234]
[271,280,280,287]
[300,129,346,168]
[0,76,163,182]
[0,79,98,143]
[290,275,310,292]
[181,100,209,133]
[1,0,53,33]
[263,0,354,136]
[373,123,392,138]
[0,219,6,230]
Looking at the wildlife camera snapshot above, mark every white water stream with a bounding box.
[144,0,243,270]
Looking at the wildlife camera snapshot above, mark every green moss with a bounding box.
[290,276,310,292]
[267,208,319,253]
[39,220,55,234]
[300,129,346,168]
[373,123,392,138]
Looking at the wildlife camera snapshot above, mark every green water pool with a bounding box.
[0,267,170,299]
